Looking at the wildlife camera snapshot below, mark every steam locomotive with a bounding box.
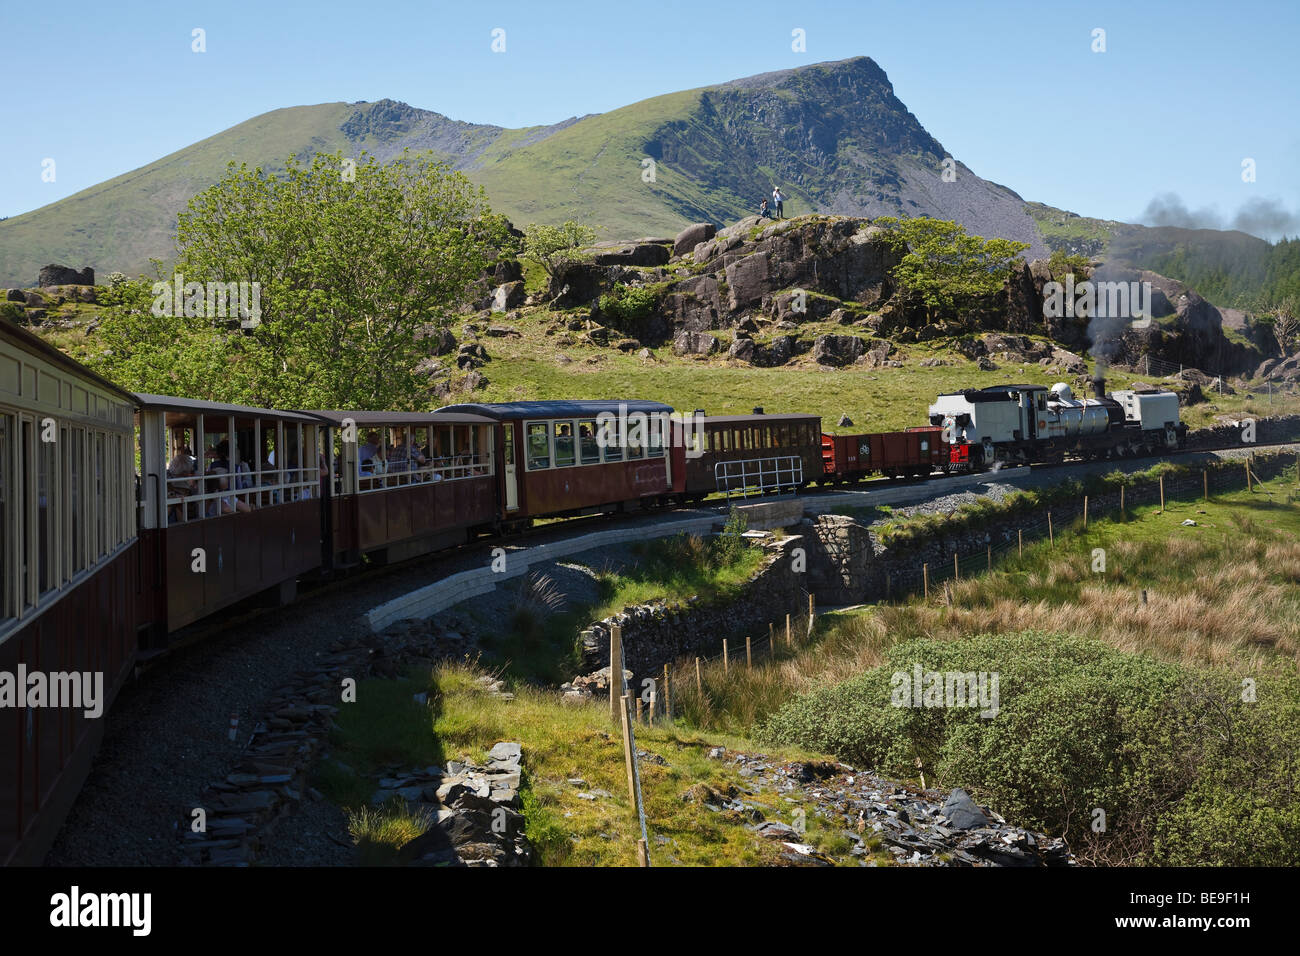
[928,378,1187,469]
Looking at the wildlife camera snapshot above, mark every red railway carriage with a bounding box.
[134,395,324,641]
[821,425,948,481]
[313,410,499,566]
[1,323,140,865]
[682,412,823,499]
[436,401,680,521]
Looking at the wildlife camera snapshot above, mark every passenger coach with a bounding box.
[682,411,823,499]
[437,401,680,522]
[1,323,140,865]
[314,409,498,565]
[134,395,324,642]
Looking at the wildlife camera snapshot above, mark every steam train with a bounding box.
[928,378,1187,470]
[0,319,1187,864]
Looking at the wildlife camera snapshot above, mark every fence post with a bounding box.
[1047,512,1053,545]
[723,639,729,674]
[923,563,929,598]
[1121,484,1125,517]
[1160,475,1165,510]
[786,613,792,647]
[648,691,656,723]
[769,622,775,655]
[695,657,702,697]
[619,693,637,800]
[1018,528,1023,557]
[987,544,992,571]
[636,696,643,723]
[663,664,671,719]
[746,635,752,671]
[808,593,815,620]
[610,625,623,724]
[1246,459,1253,492]
[1204,469,1208,501]
[1083,495,1088,530]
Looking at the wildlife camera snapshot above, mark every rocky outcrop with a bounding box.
[38,264,93,286]
[674,222,716,257]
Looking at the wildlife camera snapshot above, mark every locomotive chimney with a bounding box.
[1092,375,1107,399]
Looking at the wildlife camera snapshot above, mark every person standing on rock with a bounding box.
[772,186,785,219]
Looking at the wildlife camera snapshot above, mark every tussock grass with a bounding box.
[346,802,435,866]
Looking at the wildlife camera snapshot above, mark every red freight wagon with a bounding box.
[821,426,948,481]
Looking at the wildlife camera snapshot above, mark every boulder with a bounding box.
[38,264,93,286]
[490,281,525,312]
[942,789,989,830]
[590,242,670,267]
[812,334,865,367]
[21,290,45,308]
[427,327,456,355]
[727,337,755,362]
[725,252,771,310]
[674,222,716,257]
[672,330,718,356]
[754,335,798,367]
[5,289,25,302]
[489,259,523,284]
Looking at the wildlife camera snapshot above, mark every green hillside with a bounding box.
[0,57,1049,285]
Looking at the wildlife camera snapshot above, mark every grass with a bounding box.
[468,527,767,686]
[668,468,1300,742]
[314,659,891,867]
[456,299,1300,433]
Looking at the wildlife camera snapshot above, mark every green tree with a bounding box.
[521,220,596,277]
[873,216,1030,322]
[93,150,507,410]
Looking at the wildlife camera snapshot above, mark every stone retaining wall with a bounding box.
[577,536,808,687]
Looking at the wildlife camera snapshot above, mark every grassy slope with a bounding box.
[467,305,1300,432]
[0,103,361,284]
[471,88,751,238]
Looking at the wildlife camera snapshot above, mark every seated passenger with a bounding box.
[212,468,252,515]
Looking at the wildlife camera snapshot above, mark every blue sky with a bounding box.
[3,0,1298,237]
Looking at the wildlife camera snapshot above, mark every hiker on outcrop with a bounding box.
[759,198,770,219]
[772,186,784,219]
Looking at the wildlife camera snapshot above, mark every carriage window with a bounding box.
[627,420,644,460]
[94,432,106,557]
[70,427,85,572]
[554,421,575,468]
[0,414,10,620]
[579,420,600,464]
[648,417,664,458]
[526,422,550,469]
[602,424,623,462]
[504,426,515,466]
[37,432,53,593]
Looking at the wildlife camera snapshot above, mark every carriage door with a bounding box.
[503,423,519,512]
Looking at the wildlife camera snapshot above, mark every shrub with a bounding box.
[597,282,661,332]
[762,631,1300,864]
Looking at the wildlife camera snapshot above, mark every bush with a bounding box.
[762,631,1300,864]
[597,282,661,331]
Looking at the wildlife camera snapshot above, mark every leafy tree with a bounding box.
[93,150,507,410]
[1047,247,1091,282]
[521,220,596,278]
[1264,295,1299,355]
[873,216,1030,321]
